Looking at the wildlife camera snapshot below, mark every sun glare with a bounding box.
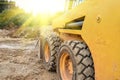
[15,0,65,15]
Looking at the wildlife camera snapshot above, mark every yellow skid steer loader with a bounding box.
[39,0,120,80]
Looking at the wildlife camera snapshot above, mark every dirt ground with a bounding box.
[0,29,58,80]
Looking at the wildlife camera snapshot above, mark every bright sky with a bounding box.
[13,0,65,15]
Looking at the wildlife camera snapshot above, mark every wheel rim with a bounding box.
[44,42,50,62]
[60,52,73,80]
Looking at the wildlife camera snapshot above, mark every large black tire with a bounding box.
[42,32,62,71]
[57,41,95,80]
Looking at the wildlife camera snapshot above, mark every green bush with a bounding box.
[0,8,30,29]
[10,13,30,26]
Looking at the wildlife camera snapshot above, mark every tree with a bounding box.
[0,0,15,13]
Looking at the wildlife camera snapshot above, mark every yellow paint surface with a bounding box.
[52,0,120,80]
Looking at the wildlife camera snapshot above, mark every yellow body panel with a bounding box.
[52,0,120,80]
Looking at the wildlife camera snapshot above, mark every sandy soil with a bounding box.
[0,29,58,80]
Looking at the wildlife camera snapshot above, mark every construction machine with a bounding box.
[39,0,120,80]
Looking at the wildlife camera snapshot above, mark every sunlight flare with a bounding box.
[15,0,65,15]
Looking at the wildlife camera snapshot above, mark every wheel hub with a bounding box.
[60,52,73,80]
[44,42,50,62]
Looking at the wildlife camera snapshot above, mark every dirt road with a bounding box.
[0,37,58,80]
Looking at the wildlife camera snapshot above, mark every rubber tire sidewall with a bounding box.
[57,45,76,80]
[38,37,43,60]
[42,37,53,70]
